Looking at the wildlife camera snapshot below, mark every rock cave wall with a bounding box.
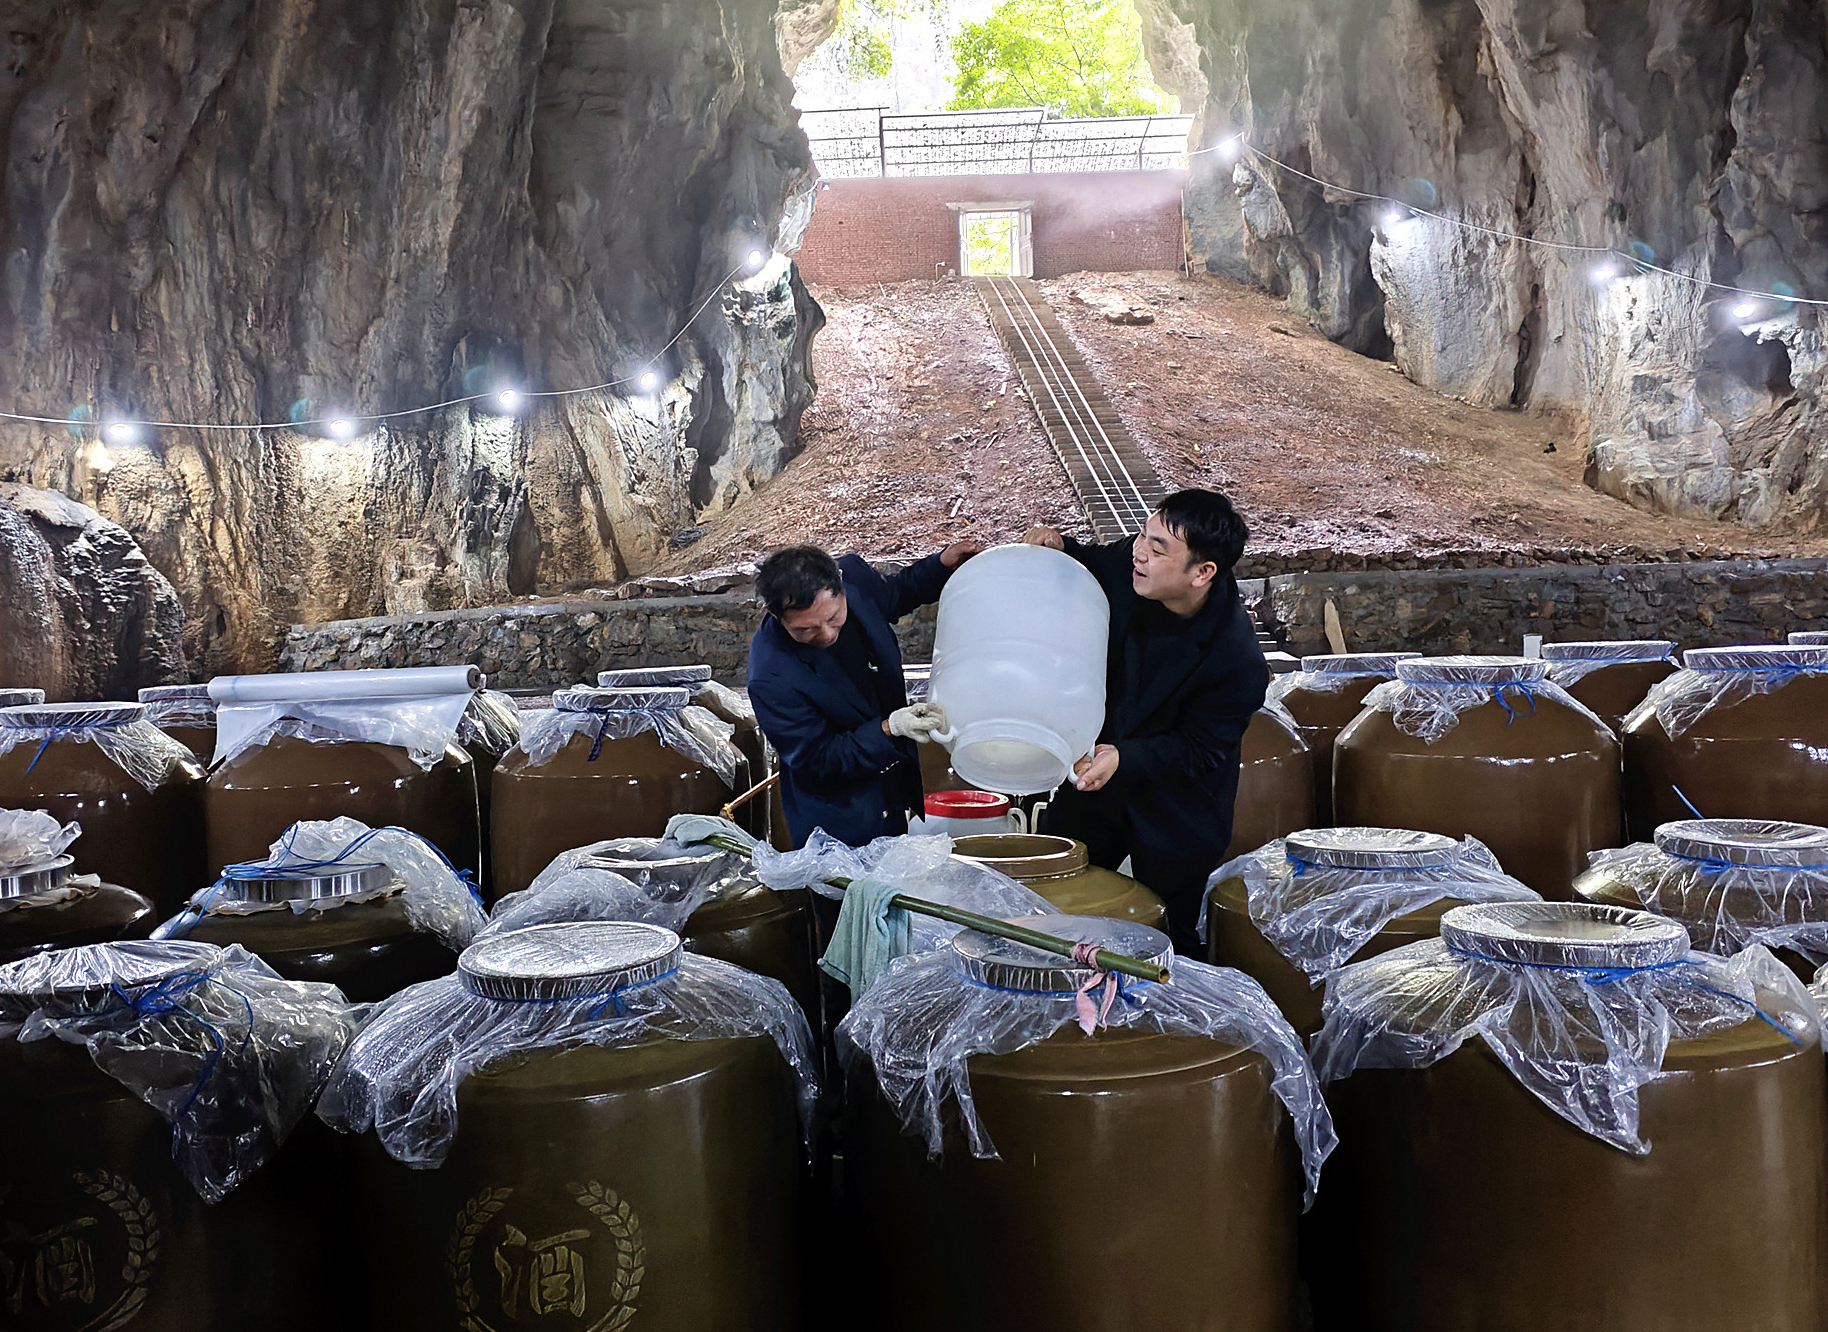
[1165,0,1828,530]
[0,0,824,678]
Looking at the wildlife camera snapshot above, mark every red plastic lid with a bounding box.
[925,790,1011,819]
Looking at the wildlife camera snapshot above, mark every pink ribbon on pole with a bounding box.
[1071,941,1119,1035]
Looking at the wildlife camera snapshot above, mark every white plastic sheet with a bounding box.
[1312,901,1818,1153]
[1359,656,1607,744]
[210,668,480,771]
[0,808,81,868]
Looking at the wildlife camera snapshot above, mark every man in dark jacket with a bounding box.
[1025,489,1268,951]
[748,541,981,847]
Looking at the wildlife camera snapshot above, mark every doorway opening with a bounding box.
[953,204,1033,277]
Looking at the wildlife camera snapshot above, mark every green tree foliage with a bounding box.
[949,0,1175,118]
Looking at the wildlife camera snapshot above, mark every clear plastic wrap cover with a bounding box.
[596,665,713,688]
[457,690,522,758]
[1627,645,1828,739]
[0,940,362,1202]
[1359,655,1605,744]
[0,702,198,793]
[1202,828,1539,972]
[1312,901,1819,1153]
[902,664,933,704]
[1585,819,1828,964]
[516,688,740,787]
[1790,631,1828,647]
[837,915,1336,1203]
[138,684,217,727]
[316,922,819,1167]
[1539,640,1676,688]
[0,808,81,868]
[1811,961,1828,1023]
[749,826,1054,952]
[480,837,753,938]
[185,818,486,948]
[214,696,475,771]
[1267,652,1420,702]
[0,689,46,708]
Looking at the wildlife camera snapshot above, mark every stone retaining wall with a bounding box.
[1250,558,1828,657]
[281,558,1828,684]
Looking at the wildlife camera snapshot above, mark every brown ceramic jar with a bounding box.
[0,854,154,963]
[951,833,1167,929]
[1272,654,1418,825]
[1334,657,1621,899]
[1225,707,1316,862]
[0,942,349,1332]
[1317,906,1825,1332]
[844,924,1298,1332]
[573,845,821,1034]
[600,667,764,837]
[0,702,207,917]
[1205,829,1481,1038]
[349,924,806,1332]
[457,690,521,902]
[206,733,480,881]
[490,689,735,903]
[139,684,219,764]
[177,861,457,1002]
[1540,640,1678,732]
[1573,818,1828,983]
[1622,645,1828,840]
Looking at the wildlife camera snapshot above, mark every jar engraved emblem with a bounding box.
[449,1183,644,1331]
[1,1172,160,1332]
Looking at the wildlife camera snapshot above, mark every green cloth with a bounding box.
[663,813,756,852]
[819,878,912,994]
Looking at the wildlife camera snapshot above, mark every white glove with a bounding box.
[886,702,948,741]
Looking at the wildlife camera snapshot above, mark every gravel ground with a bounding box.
[653,271,1828,578]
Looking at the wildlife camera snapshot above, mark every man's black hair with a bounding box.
[756,545,844,617]
[1155,488,1249,570]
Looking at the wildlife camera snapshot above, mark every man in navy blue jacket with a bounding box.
[748,541,981,847]
[1025,489,1268,951]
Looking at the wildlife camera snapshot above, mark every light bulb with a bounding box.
[104,421,136,445]
[496,389,522,410]
[748,249,767,269]
[1733,300,1759,320]
[1382,208,1408,230]
[640,371,659,392]
[1218,134,1243,162]
[1590,262,1620,285]
[328,417,355,439]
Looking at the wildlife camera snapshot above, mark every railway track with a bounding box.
[974,275,1169,541]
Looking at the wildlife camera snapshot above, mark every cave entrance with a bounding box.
[953,204,1033,277]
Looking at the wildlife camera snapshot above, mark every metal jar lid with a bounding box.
[0,701,145,729]
[1396,656,1548,685]
[215,861,396,904]
[950,914,1170,993]
[597,665,712,688]
[1539,640,1676,662]
[0,689,45,708]
[1653,819,1828,870]
[458,921,683,1001]
[0,939,221,1010]
[554,687,692,714]
[1441,901,1688,970]
[0,854,74,900]
[1682,644,1828,672]
[1299,652,1421,674]
[1284,828,1460,871]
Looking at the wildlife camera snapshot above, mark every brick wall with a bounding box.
[795,170,1187,284]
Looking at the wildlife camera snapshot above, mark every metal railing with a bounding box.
[801,106,1193,179]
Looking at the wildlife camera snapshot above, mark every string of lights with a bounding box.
[1192,133,1827,315]
[0,250,772,445]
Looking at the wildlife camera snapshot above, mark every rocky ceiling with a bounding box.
[1156,0,1827,531]
[0,0,824,675]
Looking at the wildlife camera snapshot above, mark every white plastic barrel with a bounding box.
[929,544,1109,795]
